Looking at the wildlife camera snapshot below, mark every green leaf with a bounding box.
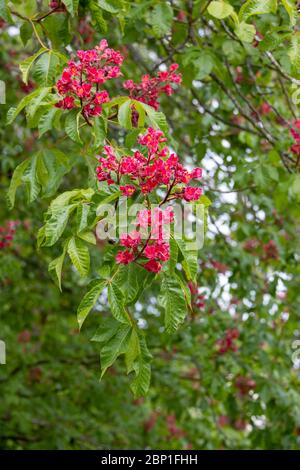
[91,317,120,343]
[67,237,90,277]
[32,50,60,86]
[38,108,61,137]
[239,0,278,21]
[6,159,30,209]
[208,1,234,19]
[125,129,141,149]
[161,275,188,333]
[78,230,96,245]
[194,51,215,80]
[0,0,12,22]
[43,13,71,49]
[132,100,146,128]
[20,22,32,46]
[168,237,178,274]
[140,102,168,133]
[130,333,152,396]
[22,153,41,203]
[125,329,140,373]
[100,323,132,377]
[7,88,42,124]
[118,99,133,129]
[77,279,107,329]
[150,3,173,37]
[19,49,47,85]
[281,0,297,26]
[93,115,106,148]
[63,0,79,16]
[175,238,198,281]
[107,282,131,324]
[65,109,82,143]
[98,0,119,13]
[89,0,107,32]
[44,204,77,246]
[26,87,52,118]
[235,22,256,43]
[39,149,71,198]
[289,33,300,75]
[113,263,154,305]
[130,360,151,397]
[48,243,68,291]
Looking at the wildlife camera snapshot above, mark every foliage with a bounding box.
[0,0,300,450]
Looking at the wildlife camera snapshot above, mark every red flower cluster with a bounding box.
[55,39,123,118]
[234,376,256,396]
[96,127,202,199]
[243,238,279,261]
[289,119,300,155]
[166,414,185,439]
[262,240,279,261]
[0,220,19,250]
[123,64,182,111]
[116,206,174,273]
[216,328,239,355]
[95,127,202,273]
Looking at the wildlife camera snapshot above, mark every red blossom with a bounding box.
[96,127,202,274]
[123,64,182,112]
[116,250,134,265]
[0,220,20,250]
[55,40,124,117]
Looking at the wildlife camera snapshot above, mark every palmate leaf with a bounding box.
[77,279,107,329]
[7,150,71,208]
[67,236,90,277]
[161,274,188,334]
